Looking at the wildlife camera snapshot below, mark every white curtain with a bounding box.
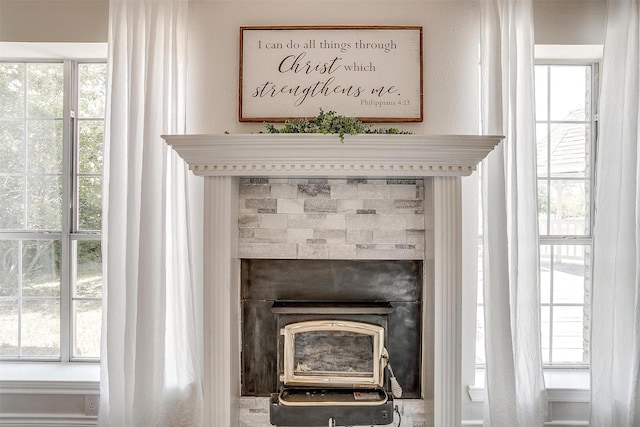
[99,0,204,425]
[590,0,640,425]
[479,0,547,425]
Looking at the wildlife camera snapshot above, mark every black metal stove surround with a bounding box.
[240,259,422,426]
[241,259,423,399]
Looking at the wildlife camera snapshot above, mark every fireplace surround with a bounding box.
[163,133,502,426]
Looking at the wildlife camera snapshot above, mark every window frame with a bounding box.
[0,58,106,363]
[534,59,599,368]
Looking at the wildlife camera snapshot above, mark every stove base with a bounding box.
[269,391,394,426]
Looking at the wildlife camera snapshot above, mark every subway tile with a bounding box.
[328,244,357,259]
[405,214,426,230]
[363,199,395,213]
[259,214,288,229]
[336,199,363,213]
[238,243,297,258]
[287,228,314,243]
[346,229,373,244]
[253,228,287,243]
[245,198,277,211]
[346,213,406,230]
[330,184,359,199]
[287,214,327,229]
[304,198,338,213]
[373,229,407,244]
[390,184,421,200]
[320,213,346,229]
[238,214,260,228]
[394,199,424,209]
[314,229,346,243]
[277,198,304,214]
[239,228,255,239]
[357,183,391,199]
[270,183,298,199]
[239,183,271,196]
[298,183,330,198]
[297,243,329,259]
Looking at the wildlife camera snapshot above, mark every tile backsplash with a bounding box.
[238,178,428,260]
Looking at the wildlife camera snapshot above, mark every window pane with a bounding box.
[22,240,60,297]
[549,66,590,121]
[536,123,548,177]
[27,63,63,119]
[0,299,19,356]
[78,176,102,230]
[27,175,62,230]
[540,305,550,364]
[78,64,107,119]
[22,299,60,356]
[0,63,25,119]
[79,120,104,174]
[0,121,25,173]
[28,120,63,174]
[549,180,589,235]
[0,176,25,229]
[73,300,101,358]
[553,245,587,304]
[76,240,102,298]
[537,180,549,235]
[0,240,19,296]
[535,65,548,121]
[540,244,551,304]
[551,306,586,363]
[549,123,589,178]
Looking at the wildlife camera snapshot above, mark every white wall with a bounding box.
[186,0,481,136]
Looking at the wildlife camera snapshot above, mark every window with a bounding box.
[535,63,596,366]
[0,61,106,361]
[474,62,598,369]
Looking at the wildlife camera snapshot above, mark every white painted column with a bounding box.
[203,176,240,427]
[433,176,463,426]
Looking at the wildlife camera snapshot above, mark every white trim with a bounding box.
[534,44,603,61]
[0,363,100,394]
[162,134,503,178]
[0,414,97,427]
[0,43,107,60]
[467,385,589,404]
[0,380,98,395]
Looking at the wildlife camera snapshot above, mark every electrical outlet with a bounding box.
[84,395,99,416]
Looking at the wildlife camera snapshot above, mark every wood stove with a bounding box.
[270,303,396,426]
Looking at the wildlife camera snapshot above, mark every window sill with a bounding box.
[0,362,100,395]
[468,369,590,403]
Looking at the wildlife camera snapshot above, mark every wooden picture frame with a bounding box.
[239,26,423,122]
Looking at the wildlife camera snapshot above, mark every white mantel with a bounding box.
[163,133,502,427]
[163,133,501,177]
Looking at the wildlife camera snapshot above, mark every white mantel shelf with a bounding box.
[162,133,503,177]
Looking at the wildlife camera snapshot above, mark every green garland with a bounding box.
[264,109,411,142]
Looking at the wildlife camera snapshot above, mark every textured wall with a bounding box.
[238,178,426,259]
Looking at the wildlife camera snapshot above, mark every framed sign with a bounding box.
[239,26,423,122]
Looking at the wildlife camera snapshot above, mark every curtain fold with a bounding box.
[99,0,203,425]
[590,0,640,425]
[479,0,547,425]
